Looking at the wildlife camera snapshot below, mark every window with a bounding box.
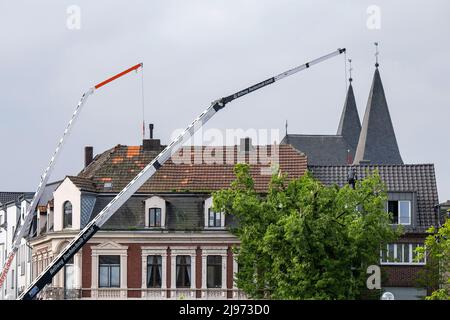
[99,255,120,288]
[207,256,222,288]
[381,243,425,265]
[64,257,74,298]
[11,269,14,289]
[63,201,72,229]
[411,244,426,264]
[208,209,221,228]
[147,255,162,288]
[176,256,191,288]
[388,200,411,225]
[149,208,161,227]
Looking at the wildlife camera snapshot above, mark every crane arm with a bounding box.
[0,63,142,291]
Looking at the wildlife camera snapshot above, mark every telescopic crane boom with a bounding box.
[19,48,345,300]
[0,63,142,291]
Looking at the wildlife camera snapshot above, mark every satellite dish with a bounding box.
[381,291,395,300]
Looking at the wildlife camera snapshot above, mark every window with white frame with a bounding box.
[204,197,225,229]
[380,243,426,265]
[208,209,222,228]
[99,255,120,288]
[147,255,162,288]
[387,200,411,225]
[207,256,222,288]
[176,256,191,288]
[149,208,162,227]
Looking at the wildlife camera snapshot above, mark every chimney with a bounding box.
[149,123,154,139]
[143,123,161,151]
[239,137,253,153]
[84,146,93,167]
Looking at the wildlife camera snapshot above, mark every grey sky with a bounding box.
[0,0,449,201]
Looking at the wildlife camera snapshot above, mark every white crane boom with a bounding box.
[0,63,142,291]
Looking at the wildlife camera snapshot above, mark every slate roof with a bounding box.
[89,194,211,231]
[282,135,353,165]
[336,83,361,150]
[0,192,33,206]
[353,68,403,164]
[308,164,439,232]
[38,181,62,206]
[70,144,308,193]
[281,83,361,165]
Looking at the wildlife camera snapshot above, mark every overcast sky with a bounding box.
[0,0,449,201]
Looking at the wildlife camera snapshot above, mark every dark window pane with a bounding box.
[215,212,221,227]
[176,256,191,288]
[388,201,399,224]
[147,255,162,288]
[149,208,162,227]
[207,256,222,288]
[63,201,72,228]
[99,255,120,265]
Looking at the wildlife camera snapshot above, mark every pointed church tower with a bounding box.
[337,82,361,151]
[353,66,403,165]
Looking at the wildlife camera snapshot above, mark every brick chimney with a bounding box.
[143,124,161,151]
[84,146,93,167]
[239,137,253,153]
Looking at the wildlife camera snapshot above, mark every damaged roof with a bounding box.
[69,144,308,193]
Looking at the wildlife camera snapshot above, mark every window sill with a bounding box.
[145,226,166,230]
[204,226,226,230]
[380,262,426,266]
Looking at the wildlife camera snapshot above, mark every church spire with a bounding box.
[337,58,361,151]
[353,65,403,165]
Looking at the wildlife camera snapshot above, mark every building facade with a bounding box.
[0,193,33,299]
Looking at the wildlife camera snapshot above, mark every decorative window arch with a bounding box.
[63,201,72,229]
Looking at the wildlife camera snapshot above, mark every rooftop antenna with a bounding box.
[374,42,379,68]
[285,120,288,136]
[140,63,146,140]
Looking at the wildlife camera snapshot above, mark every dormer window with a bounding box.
[388,200,411,225]
[63,201,73,229]
[204,197,225,229]
[208,208,221,228]
[144,196,166,228]
[149,208,162,227]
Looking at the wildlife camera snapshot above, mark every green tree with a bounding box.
[213,164,401,299]
[415,219,450,300]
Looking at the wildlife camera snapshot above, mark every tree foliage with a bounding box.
[213,164,401,299]
[416,219,450,300]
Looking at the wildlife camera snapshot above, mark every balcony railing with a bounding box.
[38,286,248,300]
[81,288,247,300]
